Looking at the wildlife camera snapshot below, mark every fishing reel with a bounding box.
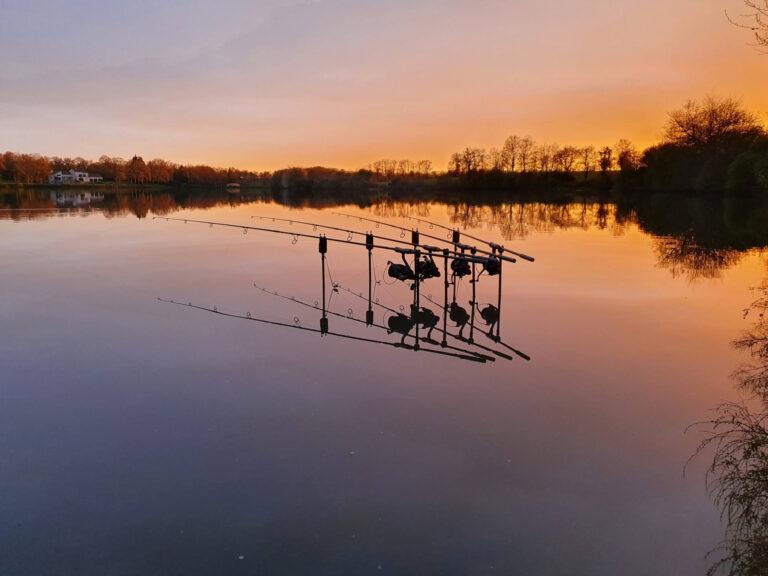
[450,257,472,279]
[416,254,441,281]
[482,256,501,277]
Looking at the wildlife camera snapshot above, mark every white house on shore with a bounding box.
[49,170,104,184]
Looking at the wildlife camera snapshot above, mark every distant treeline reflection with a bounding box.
[2,188,767,281]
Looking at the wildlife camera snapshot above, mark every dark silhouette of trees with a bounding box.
[448,148,488,175]
[599,146,614,172]
[368,158,433,178]
[665,97,763,148]
[579,146,597,182]
[644,97,767,192]
[553,145,578,173]
[2,93,766,195]
[518,137,535,172]
[615,139,641,172]
[502,135,519,172]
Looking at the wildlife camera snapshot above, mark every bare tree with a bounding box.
[579,146,597,181]
[598,146,614,172]
[728,1,768,49]
[416,160,432,175]
[664,97,763,147]
[536,144,557,173]
[502,135,520,172]
[615,139,641,171]
[488,147,505,171]
[518,137,535,172]
[553,145,578,173]
[448,153,462,174]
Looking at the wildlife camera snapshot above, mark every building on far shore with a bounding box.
[48,170,104,184]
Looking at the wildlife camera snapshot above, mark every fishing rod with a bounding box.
[156,217,495,264]
[336,285,513,361]
[402,214,535,263]
[157,297,485,363]
[331,211,518,264]
[420,292,531,361]
[249,213,488,263]
[253,284,493,362]
[251,214,410,245]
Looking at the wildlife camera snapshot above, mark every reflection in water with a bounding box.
[51,190,104,207]
[157,213,530,365]
[655,234,743,282]
[693,284,768,575]
[3,188,767,282]
[5,187,768,575]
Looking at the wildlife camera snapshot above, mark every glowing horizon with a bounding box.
[1,0,766,172]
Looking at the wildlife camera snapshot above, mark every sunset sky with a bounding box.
[1,0,766,171]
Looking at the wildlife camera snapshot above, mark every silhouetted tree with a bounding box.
[598,146,614,172]
[536,144,557,173]
[553,145,578,173]
[665,97,763,148]
[518,137,535,172]
[615,139,641,172]
[728,0,768,49]
[488,147,505,171]
[644,98,766,192]
[448,153,462,175]
[579,146,597,181]
[502,135,520,172]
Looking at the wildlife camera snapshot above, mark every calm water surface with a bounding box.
[1,191,767,575]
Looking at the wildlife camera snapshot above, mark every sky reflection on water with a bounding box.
[1,194,766,575]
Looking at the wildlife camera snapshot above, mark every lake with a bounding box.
[2,189,767,575]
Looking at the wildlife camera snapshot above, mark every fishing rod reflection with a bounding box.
[157,217,531,365]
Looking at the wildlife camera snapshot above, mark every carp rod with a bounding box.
[253,284,493,362]
[249,213,493,263]
[336,285,513,361]
[331,211,531,263]
[157,297,485,363]
[155,217,496,264]
[419,292,531,361]
[402,214,535,262]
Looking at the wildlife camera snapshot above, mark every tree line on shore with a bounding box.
[0,153,270,186]
[447,138,640,178]
[270,97,768,196]
[445,97,768,194]
[3,97,767,195]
